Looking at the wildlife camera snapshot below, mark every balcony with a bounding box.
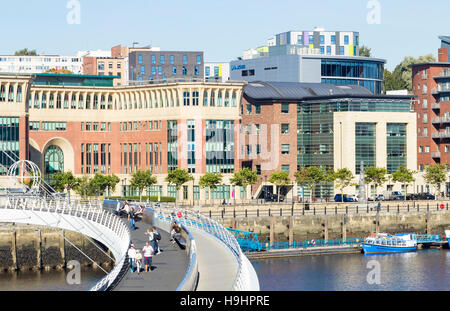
[432,85,450,94]
[434,70,450,79]
[432,103,440,110]
[432,116,450,124]
[432,131,450,139]
[432,152,441,158]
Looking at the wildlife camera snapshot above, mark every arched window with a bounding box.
[78,94,84,109]
[8,85,14,102]
[210,91,215,106]
[203,91,208,106]
[41,93,47,109]
[231,91,237,107]
[34,93,40,108]
[0,85,5,102]
[49,93,54,108]
[16,85,22,102]
[56,94,62,109]
[44,145,64,183]
[224,91,229,107]
[217,90,222,106]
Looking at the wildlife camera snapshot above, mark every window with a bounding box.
[297,35,303,44]
[170,55,175,64]
[246,104,252,115]
[138,55,143,64]
[183,91,190,106]
[172,66,177,75]
[340,46,345,55]
[255,103,261,114]
[320,46,324,54]
[344,35,349,45]
[158,66,162,75]
[446,146,449,153]
[281,144,290,155]
[151,55,156,64]
[98,62,104,71]
[205,66,210,77]
[419,146,423,153]
[160,55,165,64]
[326,46,331,55]
[196,55,201,65]
[281,123,290,134]
[281,165,290,173]
[182,66,187,76]
[331,35,336,44]
[194,66,199,76]
[182,55,187,65]
[320,35,324,44]
[281,103,289,113]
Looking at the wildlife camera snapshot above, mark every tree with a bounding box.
[199,172,223,204]
[385,54,436,92]
[14,48,37,56]
[130,170,157,202]
[88,173,110,196]
[269,171,291,203]
[392,165,416,204]
[73,175,91,197]
[294,166,327,202]
[50,171,80,194]
[365,167,388,196]
[359,45,372,57]
[104,174,120,197]
[333,168,355,203]
[230,168,259,201]
[45,68,73,75]
[423,164,447,198]
[294,167,309,202]
[165,168,194,206]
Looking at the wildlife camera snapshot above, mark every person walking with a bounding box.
[127,244,137,273]
[142,241,154,273]
[116,201,121,216]
[145,227,161,255]
[129,207,136,230]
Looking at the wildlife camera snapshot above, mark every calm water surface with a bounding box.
[0,268,105,291]
[252,249,450,291]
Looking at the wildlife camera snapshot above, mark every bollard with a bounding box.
[209,210,212,218]
[407,204,409,212]
[387,205,389,213]
[233,209,236,218]
[280,208,282,217]
[313,207,316,215]
[417,204,419,212]
[367,205,369,213]
[324,206,327,215]
[346,206,348,214]
[245,209,248,218]
[437,203,439,211]
[447,203,449,211]
[356,206,358,214]
[335,206,337,215]
[269,208,271,217]
[221,210,224,218]
[427,203,429,212]
[291,204,294,216]
[302,208,305,216]
[397,205,399,213]
[257,209,259,217]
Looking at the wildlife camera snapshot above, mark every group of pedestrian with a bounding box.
[115,201,145,231]
[127,226,161,274]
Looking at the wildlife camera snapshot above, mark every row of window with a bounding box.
[137,54,202,66]
[81,122,111,132]
[138,65,200,77]
[120,121,161,132]
[29,121,67,131]
[98,61,122,71]
[0,85,23,102]
[80,143,111,175]
[119,142,163,175]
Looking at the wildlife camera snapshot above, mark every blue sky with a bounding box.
[1,0,449,70]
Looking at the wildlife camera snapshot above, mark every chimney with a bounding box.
[438,48,448,63]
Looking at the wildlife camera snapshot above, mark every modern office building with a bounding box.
[240,81,415,200]
[205,62,230,82]
[0,73,246,202]
[128,51,204,84]
[412,37,450,178]
[230,29,385,94]
[0,55,83,75]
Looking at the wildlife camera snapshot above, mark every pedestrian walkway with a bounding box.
[189,228,239,291]
[114,218,189,291]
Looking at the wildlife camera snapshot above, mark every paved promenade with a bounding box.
[114,218,189,291]
[189,228,238,291]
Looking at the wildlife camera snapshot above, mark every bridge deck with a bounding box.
[113,218,189,291]
[189,228,239,291]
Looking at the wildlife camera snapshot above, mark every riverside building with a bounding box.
[230,28,385,94]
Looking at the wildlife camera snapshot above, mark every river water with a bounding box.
[252,249,450,291]
[0,268,105,291]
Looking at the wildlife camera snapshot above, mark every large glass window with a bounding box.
[387,123,407,173]
[44,145,64,183]
[355,123,376,174]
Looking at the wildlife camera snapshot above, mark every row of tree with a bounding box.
[50,163,448,204]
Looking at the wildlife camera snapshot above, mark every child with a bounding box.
[135,250,143,275]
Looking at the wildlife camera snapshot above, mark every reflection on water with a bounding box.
[0,267,106,291]
[252,249,450,291]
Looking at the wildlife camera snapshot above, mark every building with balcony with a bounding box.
[0,55,83,75]
[412,36,450,175]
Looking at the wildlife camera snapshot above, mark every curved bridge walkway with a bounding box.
[114,218,188,291]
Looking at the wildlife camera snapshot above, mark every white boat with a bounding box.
[362,233,417,254]
[446,230,450,248]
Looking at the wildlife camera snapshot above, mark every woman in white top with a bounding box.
[127,244,137,273]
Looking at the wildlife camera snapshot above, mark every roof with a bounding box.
[243,81,412,101]
[439,36,450,44]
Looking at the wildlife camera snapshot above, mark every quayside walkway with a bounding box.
[113,219,188,291]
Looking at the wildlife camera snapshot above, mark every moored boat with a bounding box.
[445,230,450,248]
[362,233,417,254]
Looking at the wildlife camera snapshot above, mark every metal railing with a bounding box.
[262,238,363,252]
[0,194,130,291]
[151,203,252,291]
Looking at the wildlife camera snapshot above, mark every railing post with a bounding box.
[407,204,409,212]
[268,208,271,217]
[417,204,420,212]
[302,208,305,216]
[221,209,224,218]
[356,206,358,214]
[245,209,248,218]
[313,207,316,215]
[209,210,212,218]
[335,206,337,215]
[387,205,389,213]
[324,206,327,215]
[427,203,429,212]
[346,206,348,214]
[397,204,399,213]
[280,208,282,217]
[257,209,259,217]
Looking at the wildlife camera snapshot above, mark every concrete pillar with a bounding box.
[376,212,380,234]
[11,230,17,271]
[342,215,347,240]
[59,229,65,268]
[36,229,42,270]
[289,216,294,245]
[324,215,329,242]
[270,216,275,243]
[426,212,431,234]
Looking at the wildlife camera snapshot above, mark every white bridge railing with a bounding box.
[150,204,259,291]
[0,195,130,291]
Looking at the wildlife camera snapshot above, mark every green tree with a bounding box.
[333,168,355,203]
[88,173,110,196]
[423,164,447,198]
[165,168,194,206]
[269,171,291,203]
[294,166,327,202]
[73,175,91,197]
[359,45,372,57]
[130,169,157,202]
[385,54,436,92]
[199,172,223,204]
[14,48,37,56]
[365,167,388,196]
[104,174,120,198]
[230,168,259,202]
[392,165,416,203]
[294,167,309,201]
[50,171,80,194]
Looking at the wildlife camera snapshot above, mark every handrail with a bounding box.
[0,194,130,291]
